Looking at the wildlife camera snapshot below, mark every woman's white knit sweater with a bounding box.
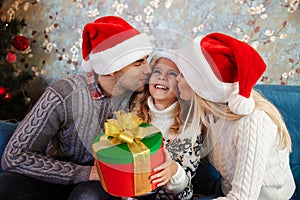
[207,110,295,200]
[147,97,202,200]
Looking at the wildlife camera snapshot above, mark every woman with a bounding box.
[174,32,295,199]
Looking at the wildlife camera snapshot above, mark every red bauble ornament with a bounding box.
[0,87,6,98]
[3,92,12,102]
[13,35,30,51]
[6,51,17,63]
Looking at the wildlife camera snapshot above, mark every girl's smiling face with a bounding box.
[149,58,180,110]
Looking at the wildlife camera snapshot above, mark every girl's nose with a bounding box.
[158,75,166,80]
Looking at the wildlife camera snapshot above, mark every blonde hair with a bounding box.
[188,89,292,151]
[182,93,207,139]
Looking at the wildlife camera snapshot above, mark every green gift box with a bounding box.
[92,111,165,197]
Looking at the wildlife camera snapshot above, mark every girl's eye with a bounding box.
[152,69,161,74]
[169,71,179,77]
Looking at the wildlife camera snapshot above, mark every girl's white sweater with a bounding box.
[148,97,201,200]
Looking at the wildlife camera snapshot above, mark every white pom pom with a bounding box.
[81,59,93,72]
[228,93,255,115]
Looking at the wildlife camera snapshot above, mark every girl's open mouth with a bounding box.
[154,84,169,90]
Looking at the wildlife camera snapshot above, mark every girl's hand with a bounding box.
[150,149,178,187]
[89,162,100,181]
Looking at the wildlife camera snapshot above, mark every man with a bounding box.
[0,16,153,200]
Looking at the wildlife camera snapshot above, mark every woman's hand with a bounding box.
[89,162,100,181]
[150,149,178,187]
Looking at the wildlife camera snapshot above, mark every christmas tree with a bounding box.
[0,1,37,122]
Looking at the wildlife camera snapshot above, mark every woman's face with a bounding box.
[176,73,193,101]
[149,58,180,109]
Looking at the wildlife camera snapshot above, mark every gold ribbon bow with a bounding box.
[104,110,145,144]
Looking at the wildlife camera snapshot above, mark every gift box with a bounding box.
[92,111,165,197]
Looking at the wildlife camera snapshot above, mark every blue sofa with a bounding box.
[1,84,299,199]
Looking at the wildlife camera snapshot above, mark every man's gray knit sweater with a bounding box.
[2,73,113,184]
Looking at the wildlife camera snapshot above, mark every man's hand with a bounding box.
[89,162,100,181]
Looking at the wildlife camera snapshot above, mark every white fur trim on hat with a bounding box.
[228,93,255,115]
[89,33,152,75]
[149,50,179,68]
[81,59,92,72]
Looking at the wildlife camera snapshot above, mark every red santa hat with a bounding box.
[81,16,153,75]
[176,32,266,115]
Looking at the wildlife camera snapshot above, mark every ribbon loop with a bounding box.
[104,110,144,144]
[119,131,135,144]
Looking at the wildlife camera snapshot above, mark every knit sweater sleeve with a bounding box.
[164,162,189,193]
[164,133,202,199]
[216,110,277,200]
[1,81,92,184]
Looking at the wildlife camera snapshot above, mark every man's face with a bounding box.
[113,56,151,94]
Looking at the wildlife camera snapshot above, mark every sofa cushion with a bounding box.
[0,121,19,173]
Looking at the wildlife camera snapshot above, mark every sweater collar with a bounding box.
[88,71,106,100]
[147,96,178,119]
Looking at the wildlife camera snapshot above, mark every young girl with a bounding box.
[131,51,202,200]
[175,32,296,200]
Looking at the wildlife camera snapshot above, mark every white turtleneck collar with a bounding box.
[147,96,178,119]
[147,96,178,137]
